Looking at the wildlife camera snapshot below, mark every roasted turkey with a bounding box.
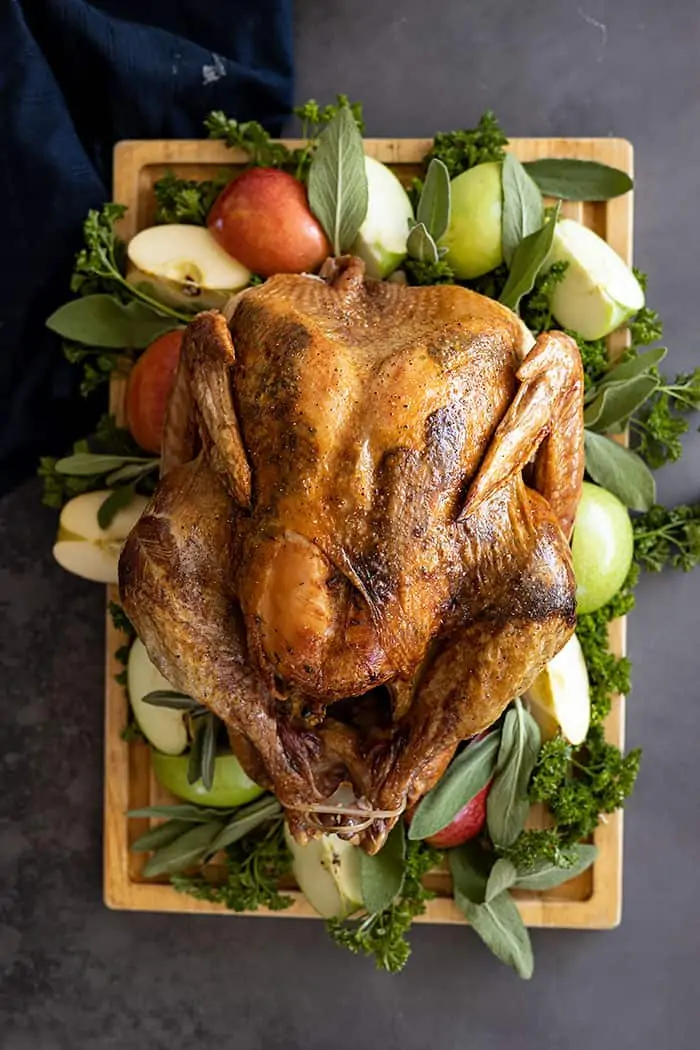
[119,256,584,852]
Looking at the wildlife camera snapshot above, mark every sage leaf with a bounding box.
[417,158,451,242]
[409,731,500,840]
[598,346,667,388]
[142,820,224,877]
[201,713,217,791]
[55,452,148,476]
[456,890,534,979]
[485,858,518,902]
[501,153,544,267]
[523,158,633,201]
[515,844,598,891]
[105,459,159,486]
[486,700,541,848]
[188,719,205,785]
[307,105,368,256]
[131,819,192,852]
[97,485,136,529]
[499,202,561,311]
[46,294,179,349]
[360,822,406,914]
[584,430,655,510]
[406,221,440,263]
[128,804,235,822]
[207,797,283,854]
[141,690,201,711]
[448,840,491,905]
[584,374,659,432]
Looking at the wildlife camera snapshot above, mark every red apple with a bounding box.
[208,168,331,277]
[126,329,183,453]
[424,781,492,849]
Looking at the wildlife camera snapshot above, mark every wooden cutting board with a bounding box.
[104,136,632,927]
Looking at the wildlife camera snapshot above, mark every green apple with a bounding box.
[439,162,503,279]
[352,156,414,278]
[53,490,148,584]
[284,824,363,919]
[127,639,188,755]
[151,749,264,808]
[524,634,590,745]
[546,218,645,340]
[127,224,251,311]
[571,481,634,614]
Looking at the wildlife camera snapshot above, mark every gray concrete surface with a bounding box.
[2,1,700,1047]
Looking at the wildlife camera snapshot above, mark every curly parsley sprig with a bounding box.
[172,821,294,912]
[633,503,700,572]
[205,96,364,181]
[326,840,440,973]
[426,111,509,178]
[153,170,232,225]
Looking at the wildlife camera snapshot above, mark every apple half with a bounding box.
[127,638,188,755]
[524,634,591,746]
[53,490,148,584]
[284,824,363,919]
[127,224,251,311]
[546,218,645,340]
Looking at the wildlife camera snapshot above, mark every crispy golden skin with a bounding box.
[120,256,583,852]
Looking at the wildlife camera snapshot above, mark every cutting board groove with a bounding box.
[105,136,632,927]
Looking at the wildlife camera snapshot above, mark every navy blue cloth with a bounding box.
[1,0,293,494]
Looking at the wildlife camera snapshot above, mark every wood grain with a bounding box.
[105,137,633,928]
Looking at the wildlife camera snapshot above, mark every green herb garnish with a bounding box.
[153,170,231,225]
[500,153,543,266]
[38,414,155,511]
[522,159,633,201]
[172,820,293,912]
[327,840,440,973]
[426,111,508,178]
[633,503,700,572]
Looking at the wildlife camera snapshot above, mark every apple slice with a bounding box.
[53,491,148,584]
[284,824,363,919]
[127,224,250,311]
[352,156,414,278]
[524,634,591,746]
[546,218,645,340]
[127,638,188,755]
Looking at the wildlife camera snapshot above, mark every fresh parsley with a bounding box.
[426,111,509,178]
[501,826,578,871]
[326,840,440,973]
[633,503,700,572]
[530,728,641,842]
[576,568,636,724]
[405,257,456,286]
[172,821,293,912]
[72,204,190,322]
[205,96,364,181]
[153,170,231,225]
[631,368,700,468]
